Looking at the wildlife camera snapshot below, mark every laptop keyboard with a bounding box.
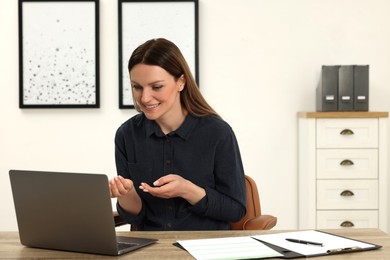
[117,242,139,251]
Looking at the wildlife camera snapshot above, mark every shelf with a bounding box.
[298,111,388,119]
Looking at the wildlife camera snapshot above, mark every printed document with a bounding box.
[177,236,282,260]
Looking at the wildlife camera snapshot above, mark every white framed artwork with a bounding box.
[118,0,198,108]
[19,0,99,108]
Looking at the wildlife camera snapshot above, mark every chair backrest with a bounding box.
[230,175,262,230]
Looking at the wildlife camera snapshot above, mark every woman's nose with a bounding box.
[141,88,152,103]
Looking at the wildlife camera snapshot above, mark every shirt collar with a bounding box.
[144,113,198,140]
[174,113,197,140]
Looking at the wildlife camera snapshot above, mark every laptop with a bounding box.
[9,169,157,256]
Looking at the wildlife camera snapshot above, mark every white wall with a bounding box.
[1,0,390,231]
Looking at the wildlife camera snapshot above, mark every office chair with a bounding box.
[113,175,277,230]
[230,175,277,230]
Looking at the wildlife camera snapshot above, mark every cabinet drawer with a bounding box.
[316,119,378,148]
[316,149,378,179]
[317,210,378,229]
[317,180,378,209]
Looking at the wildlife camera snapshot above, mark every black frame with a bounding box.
[118,0,199,109]
[19,0,100,108]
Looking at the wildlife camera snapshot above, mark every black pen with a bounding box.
[286,238,323,247]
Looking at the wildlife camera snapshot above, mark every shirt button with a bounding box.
[167,223,172,228]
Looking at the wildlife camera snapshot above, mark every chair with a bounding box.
[113,175,277,230]
[230,175,277,230]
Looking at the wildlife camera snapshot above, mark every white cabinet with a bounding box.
[298,112,388,233]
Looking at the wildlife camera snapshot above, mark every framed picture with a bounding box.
[118,0,199,109]
[19,0,100,108]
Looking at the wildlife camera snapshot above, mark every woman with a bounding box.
[109,38,246,230]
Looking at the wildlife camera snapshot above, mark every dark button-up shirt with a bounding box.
[115,113,246,230]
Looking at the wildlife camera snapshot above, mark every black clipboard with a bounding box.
[251,230,382,258]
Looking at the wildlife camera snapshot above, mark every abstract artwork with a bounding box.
[118,0,199,108]
[19,0,99,108]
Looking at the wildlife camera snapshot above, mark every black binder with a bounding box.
[354,65,369,111]
[316,65,339,111]
[338,65,354,111]
[252,230,382,258]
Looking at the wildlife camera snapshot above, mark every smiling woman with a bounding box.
[129,64,186,132]
[127,38,212,117]
[108,38,247,231]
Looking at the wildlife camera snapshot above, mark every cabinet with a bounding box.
[298,112,388,233]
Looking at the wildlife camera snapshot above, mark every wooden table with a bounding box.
[0,229,389,259]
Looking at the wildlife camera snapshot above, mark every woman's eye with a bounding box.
[132,85,142,90]
[152,85,163,90]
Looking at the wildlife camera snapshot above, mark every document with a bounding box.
[177,236,283,260]
[252,230,378,257]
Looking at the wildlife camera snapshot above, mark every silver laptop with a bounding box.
[9,169,157,256]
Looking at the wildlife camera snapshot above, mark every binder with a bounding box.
[316,65,339,112]
[354,65,369,111]
[252,230,381,258]
[338,65,354,111]
[176,230,382,259]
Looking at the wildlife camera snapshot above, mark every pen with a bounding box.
[286,238,323,247]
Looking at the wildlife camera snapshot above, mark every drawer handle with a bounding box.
[340,190,355,196]
[340,221,355,227]
[340,129,354,135]
[340,159,354,166]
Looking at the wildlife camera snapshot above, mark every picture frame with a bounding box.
[118,0,199,109]
[19,0,100,108]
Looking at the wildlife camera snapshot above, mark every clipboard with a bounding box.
[251,230,382,258]
[175,230,382,260]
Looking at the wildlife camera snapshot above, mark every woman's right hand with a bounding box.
[109,176,134,198]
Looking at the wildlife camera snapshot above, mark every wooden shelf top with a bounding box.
[298,111,389,118]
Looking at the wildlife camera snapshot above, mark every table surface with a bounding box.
[0,228,389,259]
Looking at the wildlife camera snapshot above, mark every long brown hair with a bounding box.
[128,38,220,118]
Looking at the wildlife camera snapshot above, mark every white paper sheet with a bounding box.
[177,236,283,260]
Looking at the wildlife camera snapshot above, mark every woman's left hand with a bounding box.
[139,174,206,205]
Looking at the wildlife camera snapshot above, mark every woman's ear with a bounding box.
[178,74,186,91]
